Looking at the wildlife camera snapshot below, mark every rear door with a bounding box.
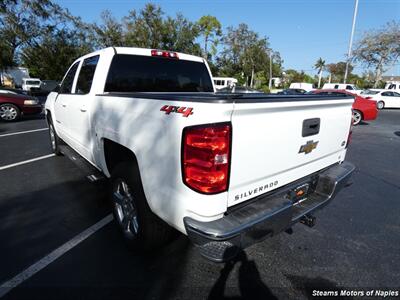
[227,97,353,206]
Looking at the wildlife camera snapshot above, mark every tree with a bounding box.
[314,57,325,88]
[90,10,124,48]
[220,23,269,87]
[0,0,68,63]
[21,29,91,80]
[284,69,314,86]
[353,21,400,87]
[123,4,200,54]
[326,62,353,83]
[197,15,222,60]
[124,4,165,49]
[162,13,200,54]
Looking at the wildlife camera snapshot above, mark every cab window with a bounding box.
[60,62,80,94]
[76,55,100,94]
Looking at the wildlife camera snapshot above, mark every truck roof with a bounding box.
[76,47,205,63]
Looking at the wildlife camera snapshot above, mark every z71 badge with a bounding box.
[160,105,193,118]
[299,140,319,154]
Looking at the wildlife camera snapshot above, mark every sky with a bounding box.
[55,0,400,76]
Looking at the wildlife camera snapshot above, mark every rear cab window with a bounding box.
[76,55,100,94]
[104,54,214,93]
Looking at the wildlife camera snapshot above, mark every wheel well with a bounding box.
[45,109,52,124]
[0,102,22,111]
[103,139,138,174]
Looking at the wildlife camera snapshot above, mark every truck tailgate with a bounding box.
[228,97,353,207]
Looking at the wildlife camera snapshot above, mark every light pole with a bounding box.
[269,51,273,89]
[344,0,359,84]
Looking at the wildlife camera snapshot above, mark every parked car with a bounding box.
[277,88,307,95]
[45,47,354,262]
[322,83,362,94]
[22,78,41,92]
[289,82,314,92]
[311,89,378,125]
[0,93,42,121]
[217,85,262,93]
[213,77,238,90]
[362,90,400,109]
[0,87,29,96]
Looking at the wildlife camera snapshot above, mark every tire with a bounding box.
[377,101,385,110]
[48,120,63,156]
[110,162,173,251]
[0,103,21,122]
[352,110,362,126]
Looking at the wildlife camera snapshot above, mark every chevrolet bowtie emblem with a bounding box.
[299,140,319,154]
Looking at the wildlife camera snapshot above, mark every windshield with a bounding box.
[361,90,379,95]
[105,54,214,93]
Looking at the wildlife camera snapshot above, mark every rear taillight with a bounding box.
[182,123,231,194]
[151,49,179,59]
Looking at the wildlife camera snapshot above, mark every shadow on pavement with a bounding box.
[208,251,277,300]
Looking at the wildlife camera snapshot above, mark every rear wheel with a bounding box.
[110,162,173,251]
[352,110,362,126]
[0,103,21,122]
[377,101,385,110]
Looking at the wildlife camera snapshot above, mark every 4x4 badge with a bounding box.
[299,140,319,154]
[160,105,193,117]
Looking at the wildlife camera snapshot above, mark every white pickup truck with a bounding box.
[45,47,355,262]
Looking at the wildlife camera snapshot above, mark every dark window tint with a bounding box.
[60,62,80,94]
[76,55,100,94]
[346,85,353,90]
[334,85,339,89]
[382,92,392,96]
[105,55,213,93]
[393,92,400,97]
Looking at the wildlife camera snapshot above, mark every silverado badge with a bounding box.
[299,140,319,154]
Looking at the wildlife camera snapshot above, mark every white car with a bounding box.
[22,78,41,91]
[362,90,400,109]
[45,47,354,262]
[322,83,363,94]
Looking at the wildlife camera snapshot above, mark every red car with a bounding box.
[311,89,378,125]
[0,92,42,122]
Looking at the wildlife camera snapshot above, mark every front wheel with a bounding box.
[48,121,62,156]
[352,110,362,126]
[110,162,173,251]
[377,101,385,110]
[0,103,21,122]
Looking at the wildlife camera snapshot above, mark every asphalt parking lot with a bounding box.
[0,110,399,300]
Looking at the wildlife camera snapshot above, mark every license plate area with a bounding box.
[288,180,316,205]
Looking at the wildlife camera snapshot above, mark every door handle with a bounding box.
[80,107,87,112]
[62,103,67,108]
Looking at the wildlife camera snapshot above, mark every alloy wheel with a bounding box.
[113,179,139,238]
[0,105,18,121]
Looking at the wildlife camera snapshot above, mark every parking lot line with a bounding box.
[0,214,113,298]
[0,154,55,171]
[0,128,48,138]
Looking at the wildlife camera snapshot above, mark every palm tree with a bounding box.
[314,58,326,88]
